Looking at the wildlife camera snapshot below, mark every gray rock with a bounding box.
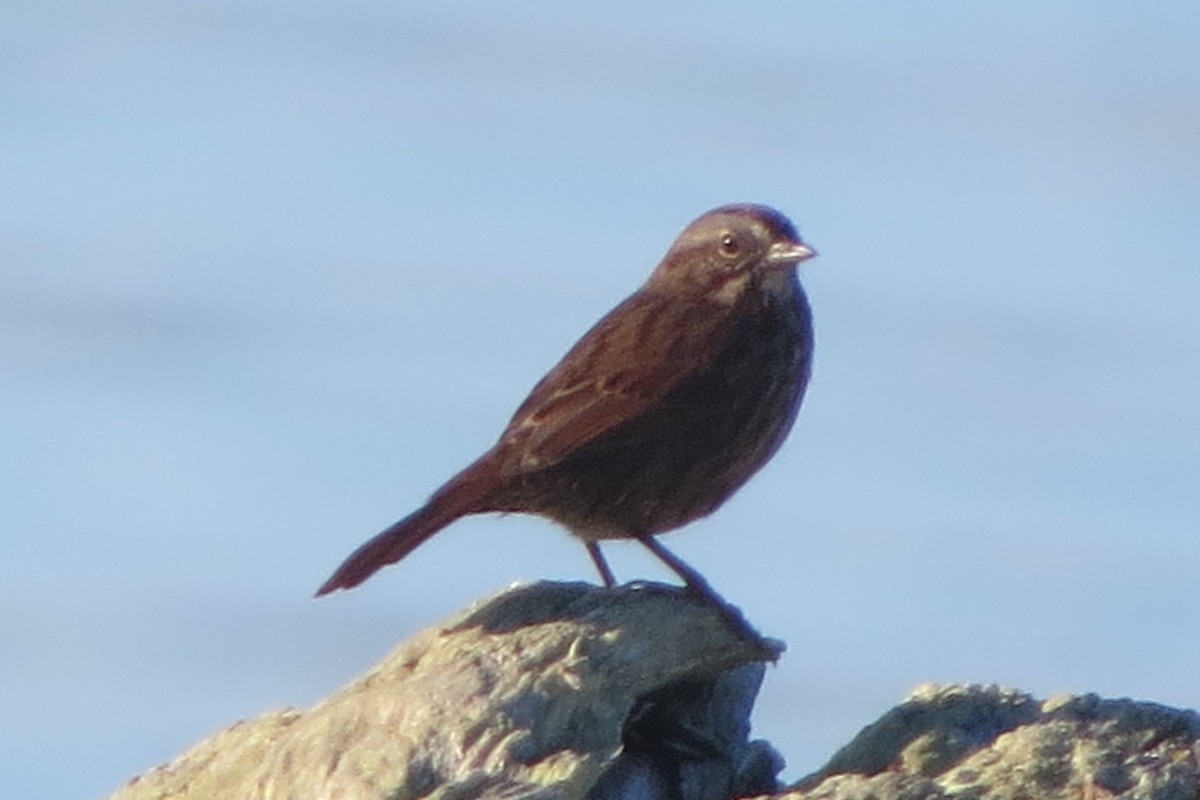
[108,581,781,800]
[781,684,1200,800]
[107,585,1200,800]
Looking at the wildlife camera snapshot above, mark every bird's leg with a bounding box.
[634,534,718,601]
[635,534,767,648]
[585,541,617,588]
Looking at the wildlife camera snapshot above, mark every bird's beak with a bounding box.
[766,240,817,267]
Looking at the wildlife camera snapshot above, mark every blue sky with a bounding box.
[3,3,1199,797]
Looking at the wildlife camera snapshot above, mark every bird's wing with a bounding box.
[500,291,731,470]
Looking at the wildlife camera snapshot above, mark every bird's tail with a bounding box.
[314,455,501,596]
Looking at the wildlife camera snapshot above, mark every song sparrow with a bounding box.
[316,204,817,604]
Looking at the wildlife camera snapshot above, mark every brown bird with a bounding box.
[316,204,816,604]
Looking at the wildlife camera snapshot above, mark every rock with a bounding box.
[107,583,1200,800]
[108,581,782,800]
[780,684,1200,800]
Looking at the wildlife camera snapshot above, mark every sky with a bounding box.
[3,3,1199,797]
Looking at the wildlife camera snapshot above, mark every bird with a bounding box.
[316,203,817,606]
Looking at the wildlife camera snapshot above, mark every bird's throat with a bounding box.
[710,272,752,305]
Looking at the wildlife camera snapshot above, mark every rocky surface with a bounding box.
[781,683,1200,800]
[109,581,781,800]
[108,582,1200,800]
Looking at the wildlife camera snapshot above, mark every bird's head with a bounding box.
[647,204,816,303]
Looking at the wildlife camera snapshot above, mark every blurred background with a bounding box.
[3,2,1199,797]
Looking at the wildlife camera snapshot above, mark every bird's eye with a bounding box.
[718,233,741,258]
